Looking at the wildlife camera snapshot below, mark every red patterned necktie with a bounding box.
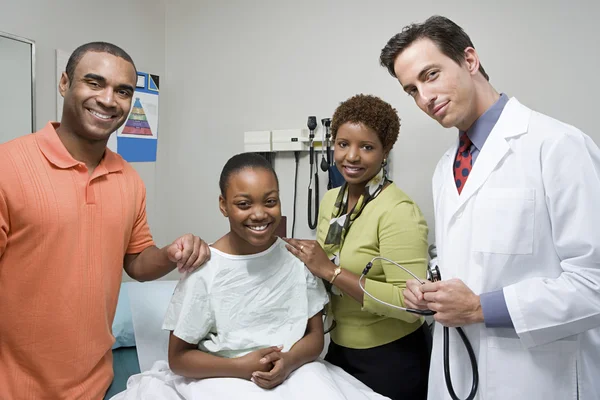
[454,133,472,194]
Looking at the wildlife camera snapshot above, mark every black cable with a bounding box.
[436,262,478,400]
[309,167,319,229]
[307,116,318,230]
[307,151,319,230]
[444,326,479,400]
[291,151,300,237]
[429,261,479,400]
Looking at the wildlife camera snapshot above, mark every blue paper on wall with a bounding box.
[108,72,159,162]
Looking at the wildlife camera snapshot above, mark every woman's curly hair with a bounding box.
[331,94,401,152]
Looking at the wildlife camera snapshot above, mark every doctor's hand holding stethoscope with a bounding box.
[404,278,484,328]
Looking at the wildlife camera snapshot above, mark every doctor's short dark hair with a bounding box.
[331,94,400,152]
[379,15,489,82]
[65,42,137,85]
[219,152,279,196]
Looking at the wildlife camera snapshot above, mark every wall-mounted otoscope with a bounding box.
[320,118,332,172]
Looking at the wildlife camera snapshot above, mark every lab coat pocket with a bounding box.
[472,188,535,255]
[485,335,577,400]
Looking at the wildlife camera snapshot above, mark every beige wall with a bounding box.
[160,0,600,256]
[2,0,599,282]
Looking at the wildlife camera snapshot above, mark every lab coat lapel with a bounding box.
[435,144,460,243]
[452,98,531,214]
[443,143,459,195]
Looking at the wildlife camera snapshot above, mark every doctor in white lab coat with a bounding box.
[379,16,600,399]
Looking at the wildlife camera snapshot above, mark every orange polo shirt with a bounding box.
[0,123,155,399]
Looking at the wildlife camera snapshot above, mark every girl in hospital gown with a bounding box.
[111,153,388,400]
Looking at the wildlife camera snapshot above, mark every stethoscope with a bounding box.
[359,256,479,400]
[307,116,319,230]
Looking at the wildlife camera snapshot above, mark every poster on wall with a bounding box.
[55,49,159,162]
[115,72,159,162]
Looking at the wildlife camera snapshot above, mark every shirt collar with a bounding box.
[36,122,124,173]
[461,93,509,151]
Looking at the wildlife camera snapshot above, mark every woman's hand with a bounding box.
[235,346,282,380]
[282,238,335,280]
[251,351,294,389]
[403,278,430,310]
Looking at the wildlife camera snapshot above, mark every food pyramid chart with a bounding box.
[121,98,152,136]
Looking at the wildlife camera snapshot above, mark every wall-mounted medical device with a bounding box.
[243,118,339,233]
[243,128,332,153]
[243,130,272,152]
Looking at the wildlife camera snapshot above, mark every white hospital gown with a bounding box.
[164,238,328,356]
[111,239,389,400]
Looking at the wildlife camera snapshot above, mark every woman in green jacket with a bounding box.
[285,94,431,400]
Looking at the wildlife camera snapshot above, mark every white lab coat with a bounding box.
[428,98,600,400]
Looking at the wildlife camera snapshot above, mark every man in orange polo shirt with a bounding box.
[0,42,210,399]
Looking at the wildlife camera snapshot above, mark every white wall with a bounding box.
[161,0,600,256]
[0,0,166,245]
[2,1,599,281]
[0,34,33,142]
